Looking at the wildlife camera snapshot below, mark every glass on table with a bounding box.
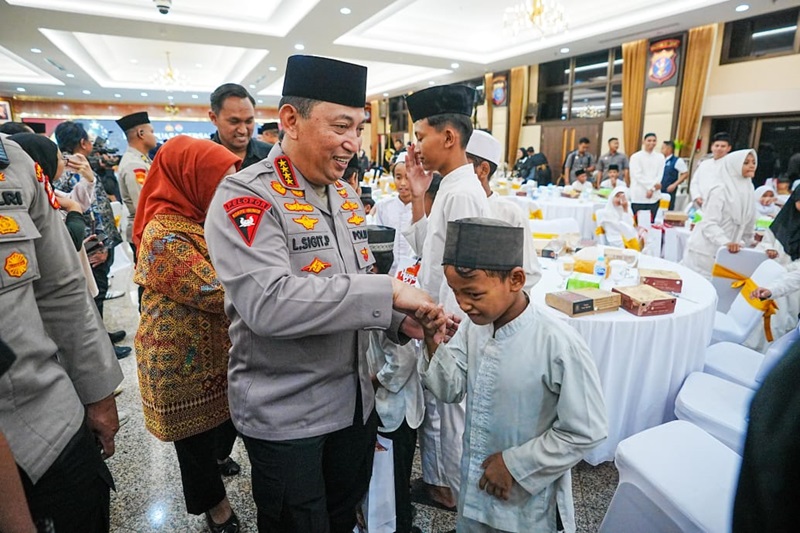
[556,256,575,288]
[622,249,638,278]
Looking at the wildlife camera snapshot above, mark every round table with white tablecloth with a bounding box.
[529,255,717,464]
[505,194,605,240]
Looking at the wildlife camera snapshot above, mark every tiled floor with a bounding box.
[103,269,618,532]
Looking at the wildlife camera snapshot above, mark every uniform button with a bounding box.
[265,162,273,170]
[372,310,381,318]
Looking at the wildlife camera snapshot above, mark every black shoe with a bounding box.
[217,457,241,477]
[205,511,239,533]
[109,330,126,343]
[114,345,132,360]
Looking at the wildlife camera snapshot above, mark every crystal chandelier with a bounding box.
[153,51,188,90]
[504,0,568,38]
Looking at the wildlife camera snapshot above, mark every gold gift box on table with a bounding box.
[546,288,621,317]
[612,284,677,317]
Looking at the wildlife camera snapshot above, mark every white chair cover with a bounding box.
[711,259,786,344]
[712,247,767,313]
[674,372,754,455]
[702,342,764,390]
[600,420,740,533]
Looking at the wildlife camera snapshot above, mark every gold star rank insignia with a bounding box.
[341,200,359,211]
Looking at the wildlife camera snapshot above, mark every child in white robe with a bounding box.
[599,187,641,250]
[754,185,782,218]
[416,218,608,533]
[364,225,425,533]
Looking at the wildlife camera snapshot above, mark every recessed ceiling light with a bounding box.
[16,87,26,92]
[249,84,256,89]
[450,62,460,69]
[382,92,389,97]
[140,92,148,96]
[66,73,75,78]
[191,94,198,99]
[195,63,202,68]
[114,93,121,98]
[56,91,64,96]
[130,59,138,64]
[257,99,263,104]
[340,7,351,15]
[560,47,570,54]
[30,48,42,54]
[294,44,305,51]
[168,95,174,100]
[428,81,436,86]
[81,89,90,95]
[268,66,277,72]
[735,4,750,12]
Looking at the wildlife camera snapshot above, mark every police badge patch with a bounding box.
[224,196,272,247]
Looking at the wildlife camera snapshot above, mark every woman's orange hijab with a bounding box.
[133,135,241,246]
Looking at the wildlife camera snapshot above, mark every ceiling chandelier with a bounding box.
[503,0,569,38]
[152,51,188,90]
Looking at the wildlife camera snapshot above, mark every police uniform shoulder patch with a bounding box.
[0,172,5,181]
[274,156,301,189]
[337,188,348,198]
[4,252,28,277]
[134,168,147,186]
[0,215,20,235]
[290,189,305,198]
[43,179,60,210]
[301,257,331,275]
[34,163,45,183]
[223,196,272,247]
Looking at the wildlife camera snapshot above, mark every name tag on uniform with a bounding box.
[291,233,333,252]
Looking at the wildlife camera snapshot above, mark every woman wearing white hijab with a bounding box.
[600,186,640,249]
[753,185,782,218]
[682,149,757,279]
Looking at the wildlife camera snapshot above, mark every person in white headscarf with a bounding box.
[599,186,640,249]
[753,185,782,218]
[682,149,758,279]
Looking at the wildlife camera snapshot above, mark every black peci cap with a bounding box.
[116,111,150,132]
[25,122,47,134]
[405,84,476,123]
[282,55,367,108]
[443,218,523,270]
[258,121,279,134]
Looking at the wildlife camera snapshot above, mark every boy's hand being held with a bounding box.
[479,452,514,501]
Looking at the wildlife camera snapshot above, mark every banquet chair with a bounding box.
[703,321,800,390]
[592,209,609,245]
[711,259,786,344]
[108,242,133,293]
[712,246,767,313]
[674,371,754,455]
[529,218,580,239]
[599,421,740,533]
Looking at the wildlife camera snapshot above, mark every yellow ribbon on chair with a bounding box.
[711,263,779,342]
[529,209,543,220]
[532,232,559,240]
[595,226,606,236]
[659,198,670,210]
[623,236,641,251]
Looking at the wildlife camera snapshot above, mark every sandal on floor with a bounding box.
[205,511,240,533]
[217,457,241,477]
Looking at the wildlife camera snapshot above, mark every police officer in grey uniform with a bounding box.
[205,55,442,533]
[116,111,157,247]
[0,134,124,532]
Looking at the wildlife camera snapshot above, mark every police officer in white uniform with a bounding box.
[205,55,441,533]
[0,133,123,532]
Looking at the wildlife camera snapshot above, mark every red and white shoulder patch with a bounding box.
[223,196,272,247]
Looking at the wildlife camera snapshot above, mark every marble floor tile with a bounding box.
[103,273,617,532]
